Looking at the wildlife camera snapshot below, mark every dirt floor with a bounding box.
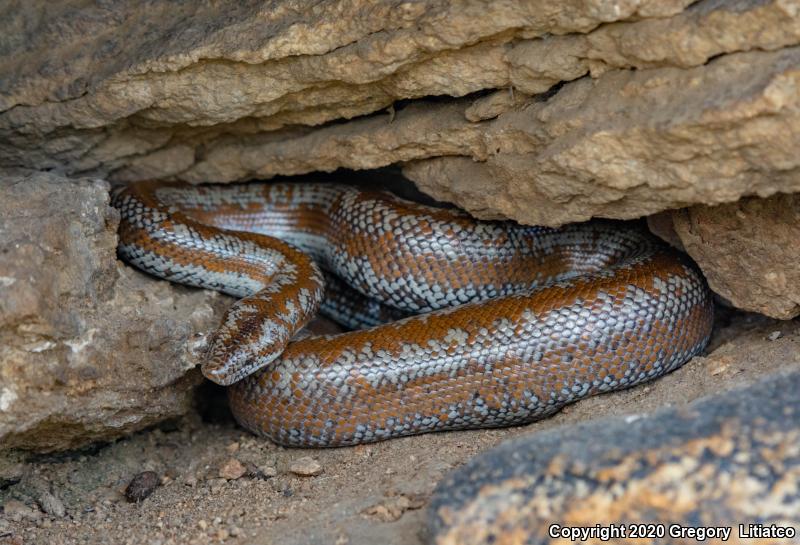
[1,308,799,545]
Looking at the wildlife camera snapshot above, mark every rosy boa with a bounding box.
[113,180,713,447]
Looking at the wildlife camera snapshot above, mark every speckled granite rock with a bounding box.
[650,193,800,319]
[428,367,800,545]
[0,170,227,451]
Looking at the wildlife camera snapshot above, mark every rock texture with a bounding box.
[0,0,797,217]
[0,0,691,177]
[0,170,227,451]
[651,194,800,319]
[407,42,800,226]
[428,368,800,545]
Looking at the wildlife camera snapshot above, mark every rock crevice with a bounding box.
[1,0,799,453]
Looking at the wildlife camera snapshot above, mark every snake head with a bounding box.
[201,279,324,385]
[201,301,289,385]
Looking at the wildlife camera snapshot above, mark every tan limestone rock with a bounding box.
[654,194,800,320]
[0,170,227,451]
[404,46,800,225]
[10,0,793,184]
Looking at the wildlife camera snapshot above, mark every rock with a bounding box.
[18,477,68,519]
[362,494,426,523]
[0,170,227,451]
[1,500,40,523]
[125,471,160,503]
[405,44,800,227]
[0,1,794,223]
[0,0,698,180]
[218,458,246,481]
[428,368,800,545]
[257,465,278,479]
[652,193,800,319]
[289,457,323,477]
[207,477,228,494]
[37,490,65,519]
[34,487,65,519]
[68,40,796,227]
[242,461,277,480]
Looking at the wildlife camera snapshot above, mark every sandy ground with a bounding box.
[1,309,799,545]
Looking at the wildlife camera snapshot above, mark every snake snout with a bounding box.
[203,327,287,386]
[202,334,258,386]
[201,344,242,386]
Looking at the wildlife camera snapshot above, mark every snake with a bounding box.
[112,180,714,447]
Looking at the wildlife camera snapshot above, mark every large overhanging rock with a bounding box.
[403,46,800,225]
[2,0,798,208]
[0,0,693,176]
[0,170,227,451]
[175,44,800,227]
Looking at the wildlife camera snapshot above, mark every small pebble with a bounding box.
[218,458,246,480]
[289,456,323,476]
[208,478,227,494]
[2,500,41,523]
[362,494,425,522]
[125,471,160,503]
[37,489,66,518]
[242,462,260,479]
[710,363,729,376]
[92,486,124,503]
[258,465,278,478]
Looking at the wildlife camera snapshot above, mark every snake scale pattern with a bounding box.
[113,180,713,447]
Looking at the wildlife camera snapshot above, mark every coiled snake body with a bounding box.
[113,181,713,447]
